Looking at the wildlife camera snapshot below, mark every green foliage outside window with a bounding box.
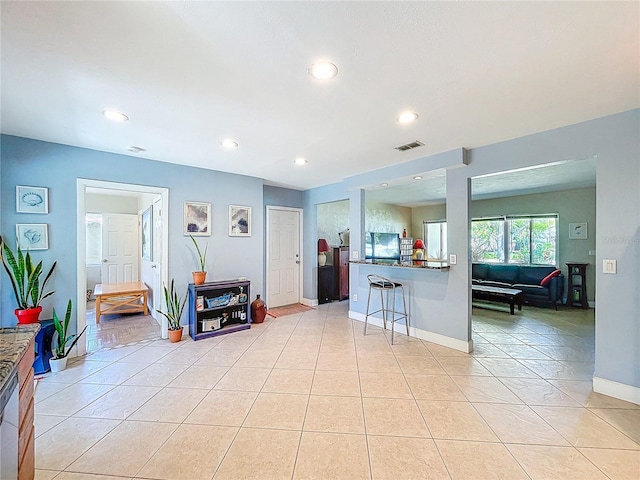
[472,216,556,265]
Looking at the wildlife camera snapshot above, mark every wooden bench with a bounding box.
[472,285,523,315]
[94,281,149,323]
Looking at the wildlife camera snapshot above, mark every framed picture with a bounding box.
[569,222,588,240]
[141,206,152,261]
[16,224,48,250]
[229,205,251,236]
[184,201,211,236]
[16,185,48,214]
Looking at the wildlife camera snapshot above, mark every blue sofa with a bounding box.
[472,263,564,309]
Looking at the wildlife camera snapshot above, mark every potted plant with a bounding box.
[51,299,87,372]
[0,235,57,324]
[158,279,187,343]
[189,235,208,285]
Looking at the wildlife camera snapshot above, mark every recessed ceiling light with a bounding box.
[413,176,423,180]
[380,183,389,187]
[127,146,146,153]
[397,111,419,124]
[308,61,338,80]
[294,157,308,165]
[102,110,129,122]
[221,139,238,149]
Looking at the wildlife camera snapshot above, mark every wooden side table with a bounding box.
[566,263,589,308]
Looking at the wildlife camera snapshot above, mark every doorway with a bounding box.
[76,179,170,356]
[266,206,303,308]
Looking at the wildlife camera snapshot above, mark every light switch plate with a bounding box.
[352,250,359,259]
[603,259,617,274]
[449,254,457,265]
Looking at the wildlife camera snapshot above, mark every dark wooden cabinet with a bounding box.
[318,266,335,304]
[566,263,589,308]
[333,247,349,301]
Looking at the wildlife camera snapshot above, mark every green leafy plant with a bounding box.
[189,235,208,272]
[157,279,187,331]
[52,299,87,359]
[0,235,56,310]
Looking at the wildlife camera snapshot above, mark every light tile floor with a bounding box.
[34,302,639,479]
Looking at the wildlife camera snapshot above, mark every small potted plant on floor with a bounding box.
[158,279,187,343]
[51,299,87,372]
[189,235,208,285]
[0,235,57,324]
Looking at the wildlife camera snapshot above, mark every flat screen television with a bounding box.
[365,232,400,260]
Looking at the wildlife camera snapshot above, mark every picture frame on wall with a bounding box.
[569,222,588,240]
[184,201,211,236]
[16,185,49,214]
[229,205,251,237]
[141,206,152,260]
[16,224,49,250]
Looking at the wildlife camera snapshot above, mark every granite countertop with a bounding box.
[350,259,450,270]
[0,324,40,397]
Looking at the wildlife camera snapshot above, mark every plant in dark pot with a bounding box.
[51,299,87,372]
[158,279,187,343]
[0,235,57,324]
[189,235,208,285]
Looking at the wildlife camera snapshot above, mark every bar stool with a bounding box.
[364,274,409,344]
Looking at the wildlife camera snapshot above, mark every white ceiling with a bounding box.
[1,2,638,192]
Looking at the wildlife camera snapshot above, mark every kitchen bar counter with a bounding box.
[350,259,450,270]
[0,323,39,480]
[0,324,40,396]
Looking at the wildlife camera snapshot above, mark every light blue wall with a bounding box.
[263,185,303,209]
[302,182,351,300]
[0,135,265,328]
[304,111,640,393]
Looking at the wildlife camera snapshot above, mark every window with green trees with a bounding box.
[471,215,557,265]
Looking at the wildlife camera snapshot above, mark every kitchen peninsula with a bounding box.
[348,258,472,353]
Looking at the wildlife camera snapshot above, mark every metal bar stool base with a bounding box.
[364,274,409,344]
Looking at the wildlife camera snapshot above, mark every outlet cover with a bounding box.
[352,250,359,259]
[603,259,617,274]
[353,294,358,302]
[589,250,596,256]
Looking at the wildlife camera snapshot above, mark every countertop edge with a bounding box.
[0,324,41,404]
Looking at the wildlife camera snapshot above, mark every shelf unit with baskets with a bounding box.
[188,279,251,341]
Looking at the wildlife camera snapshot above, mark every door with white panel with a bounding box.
[267,207,301,308]
[101,213,139,283]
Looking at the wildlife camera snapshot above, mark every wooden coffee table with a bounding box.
[472,285,523,315]
[94,281,149,323]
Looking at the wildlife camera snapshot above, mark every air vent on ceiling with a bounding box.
[394,140,424,152]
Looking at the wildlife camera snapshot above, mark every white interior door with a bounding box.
[267,207,301,308]
[151,196,163,316]
[101,213,139,283]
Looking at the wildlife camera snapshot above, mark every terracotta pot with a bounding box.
[192,271,207,285]
[15,306,42,324]
[168,327,183,343]
[250,295,267,323]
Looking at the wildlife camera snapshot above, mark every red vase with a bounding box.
[250,295,267,323]
[15,306,42,324]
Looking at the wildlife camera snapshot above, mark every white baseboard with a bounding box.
[302,297,318,307]
[349,311,473,353]
[593,376,640,405]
